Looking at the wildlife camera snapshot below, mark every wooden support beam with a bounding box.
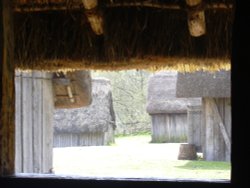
[13,1,233,12]
[0,0,15,176]
[82,0,103,35]
[186,0,206,37]
[209,98,231,153]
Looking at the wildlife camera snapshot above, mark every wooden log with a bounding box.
[82,0,103,35]
[82,0,97,9]
[0,0,15,176]
[186,0,206,37]
[13,2,233,12]
[178,144,197,160]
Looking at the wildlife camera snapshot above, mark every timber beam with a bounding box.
[82,0,103,35]
[0,0,15,176]
[186,0,206,37]
[14,1,233,12]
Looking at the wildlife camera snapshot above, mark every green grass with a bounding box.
[53,135,231,180]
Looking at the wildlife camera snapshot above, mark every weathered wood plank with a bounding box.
[151,114,187,143]
[0,0,15,176]
[22,73,33,172]
[209,98,231,152]
[14,73,22,173]
[14,72,54,173]
[203,98,231,161]
[42,74,54,173]
[32,71,43,173]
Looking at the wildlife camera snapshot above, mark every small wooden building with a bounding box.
[176,70,231,161]
[146,71,201,143]
[53,78,116,147]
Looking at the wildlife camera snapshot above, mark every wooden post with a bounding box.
[0,0,15,176]
[187,105,202,152]
[186,0,206,37]
[82,0,103,35]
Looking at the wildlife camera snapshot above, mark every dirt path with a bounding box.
[53,135,230,180]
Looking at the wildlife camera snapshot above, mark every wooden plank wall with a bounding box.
[187,105,202,152]
[15,71,54,173]
[53,132,105,147]
[203,98,231,161]
[151,114,187,143]
[104,124,115,145]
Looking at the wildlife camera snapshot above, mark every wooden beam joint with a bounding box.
[82,0,103,35]
[186,0,206,37]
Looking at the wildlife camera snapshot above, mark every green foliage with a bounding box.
[176,160,231,171]
[92,70,152,135]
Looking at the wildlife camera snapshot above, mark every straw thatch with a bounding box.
[176,70,231,98]
[53,78,116,134]
[146,71,201,114]
[53,70,92,109]
[13,0,234,72]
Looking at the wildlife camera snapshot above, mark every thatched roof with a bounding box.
[53,78,116,133]
[176,70,231,98]
[146,71,201,114]
[12,0,234,72]
[53,70,92,109]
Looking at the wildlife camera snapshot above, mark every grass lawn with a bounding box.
[53,135,231,180]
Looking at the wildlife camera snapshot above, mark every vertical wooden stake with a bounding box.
[0,0,15,176]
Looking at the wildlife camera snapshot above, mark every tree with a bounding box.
[92,70,151,135]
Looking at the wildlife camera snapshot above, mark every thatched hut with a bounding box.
[176,70,231,161]
[146,71,201,143]
[53,78,116,147]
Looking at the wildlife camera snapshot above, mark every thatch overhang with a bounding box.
[53,70,92,109]
[53,78,116,134]
[147,99,201,114]
[13,0,234,72]
[146,71,201,114]
[176,70,231,98]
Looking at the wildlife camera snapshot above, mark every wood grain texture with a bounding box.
[15,72,54,173]
[203,98,231,161]
[0,0,15,176]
